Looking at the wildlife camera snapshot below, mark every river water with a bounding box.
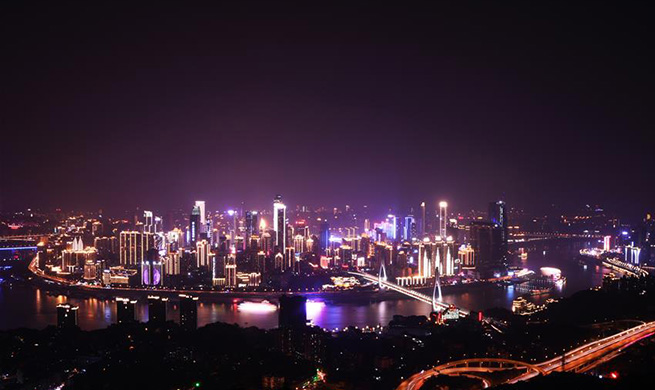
[0,239,607,331]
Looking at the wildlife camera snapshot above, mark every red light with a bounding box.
[478,312,483,322]
[610,372,618,379]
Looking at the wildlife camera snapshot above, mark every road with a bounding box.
[397,320,655,390]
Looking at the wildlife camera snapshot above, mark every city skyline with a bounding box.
[2,2,655,389]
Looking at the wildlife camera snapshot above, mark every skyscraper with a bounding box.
[119,231,155,266]
[196,239,211,269]
[488,200,508,265]
[179,294,198,330]
[273,195,287,250]
[319,221,329,254]
[195,200,206,226]
[189,205,201,246]
[116,297,137,324]
[420,201,426,237]
[439,201,448,238]
[143,210,154,233]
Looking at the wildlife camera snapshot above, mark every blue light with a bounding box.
[0,246,37,251]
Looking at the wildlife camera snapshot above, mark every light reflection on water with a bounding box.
[0,240,605,331]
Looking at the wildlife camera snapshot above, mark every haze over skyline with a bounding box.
[2,2,653,218]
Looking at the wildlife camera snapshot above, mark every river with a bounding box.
[0,238,607,331]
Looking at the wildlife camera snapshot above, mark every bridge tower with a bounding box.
[378,264,387,289]
[432,267,443,312]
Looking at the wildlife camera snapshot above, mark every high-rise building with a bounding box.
[56,304,78,328]
[319,221,329,254]
[420,201,426,236]
[488,200,508,262]
[143,210,154,233]
[116,297,137,324]
[196,239,211,269]
[469,221,504,275]
[119,231,155,266]
[439,201,448,239]
[189,206,201,246]
[225,247,237,287]
[141,248,163,286]
[273,195,287,250]
[403,215,416,241]
[147,295,168,325]
[195,200,206,227]
[245,210,258,241]
[458,244,476,269]
[179,294,198,330]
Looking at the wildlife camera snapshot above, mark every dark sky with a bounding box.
[2,2,653,218]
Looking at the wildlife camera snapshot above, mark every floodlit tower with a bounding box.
[273,194,287,250]
[439,201,448,239]
[194,201,206,226]
[420,201,426,236]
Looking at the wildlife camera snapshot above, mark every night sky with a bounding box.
[2,2,653,218]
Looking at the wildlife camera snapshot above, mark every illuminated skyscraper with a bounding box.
[196,239,211,269]
[273,195,287,250]
[439,201,448,239]
[195,200,206,226]
[143,211,154,233]
[189,205,201,246]
[488,200,508,260]
[119,231,155,266]
[403,215,416,241]
[141,248,163,286]
[420,201,426,236]
[225,247,237,287]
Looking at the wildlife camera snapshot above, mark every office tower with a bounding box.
[143,210,154,233]
[147,296,168,325]
[164,249,181,275]
[319,221,329,253]
[196,239,211,269]
[245,210,258,240]
[179,294,198,330]
[195,200,206,227]
[153,216,162,234]
[458,244,476,269]
[279,295,307,328]
[439,201,448,238]
[116,297,137,324]
[403,215,416,241]
[189,205,201,246]
[256,251,266,274]
[420,201,426,236]
[469,221,504,275]
[293,235,305,254]
[56,304,78,328]
[225,247,237,287]
[119,231,155,266]
[488,200,508,260]
[273,195,287,250]
[83,260,97,280]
